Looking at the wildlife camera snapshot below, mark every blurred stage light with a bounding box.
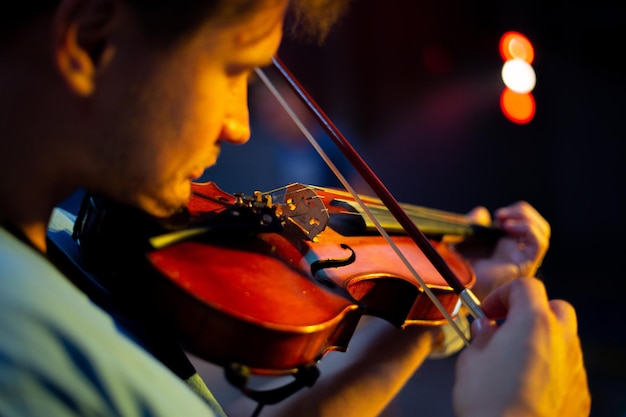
[499,31,536,124]
[500,31,534,63]
[500,88,536,124]
[502,59,536,93]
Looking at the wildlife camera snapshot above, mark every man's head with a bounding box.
[0,0,348,220]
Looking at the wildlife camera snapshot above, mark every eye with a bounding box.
[247,71,258,85]
[226,62,252,77]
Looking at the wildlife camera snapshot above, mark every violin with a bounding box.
[71,181,500,376]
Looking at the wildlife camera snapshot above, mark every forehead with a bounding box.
[199,0,288,64]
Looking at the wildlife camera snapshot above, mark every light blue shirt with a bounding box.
[0,216,222,416]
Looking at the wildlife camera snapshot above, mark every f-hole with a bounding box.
[310,243,356,288]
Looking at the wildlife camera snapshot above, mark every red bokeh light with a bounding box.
[499,31,534,64]
[500,87,536,124]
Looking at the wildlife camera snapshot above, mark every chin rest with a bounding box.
[47,208,106,295]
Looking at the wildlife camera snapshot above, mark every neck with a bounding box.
[0,159,75,253]
[26,225,48,253]
[5,221,48,253]
[0,68,77,253]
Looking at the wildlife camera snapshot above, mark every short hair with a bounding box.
[0,0,350,47]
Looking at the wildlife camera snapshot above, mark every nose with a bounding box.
[219,80,251,145]
[220,115,250,144]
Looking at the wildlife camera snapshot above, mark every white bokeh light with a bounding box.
[501,58,536,94]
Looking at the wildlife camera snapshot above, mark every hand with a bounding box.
[453,277,590,417]
[459,201,550,300]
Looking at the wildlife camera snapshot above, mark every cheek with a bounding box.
[178,76,229,149]
[109,55,231,181]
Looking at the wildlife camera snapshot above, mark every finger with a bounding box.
[480,277,549,320]
[495,201,550,239]
[500,219,549,255]
[468,317,498,349]
[466,206,491,226]
[498,217,545,245]
[548,299,578,335]
[495,201,549,231]
[497,217,550,270]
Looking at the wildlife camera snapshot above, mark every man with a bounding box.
[0,0,590,416]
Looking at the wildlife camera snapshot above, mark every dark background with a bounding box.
[206,1,625,416]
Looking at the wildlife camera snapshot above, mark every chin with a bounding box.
[138,191,190,219]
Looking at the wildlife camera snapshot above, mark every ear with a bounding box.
[53,0,118,96]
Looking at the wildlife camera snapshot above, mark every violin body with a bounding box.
[147,222,364,373]
[71,181,476,374]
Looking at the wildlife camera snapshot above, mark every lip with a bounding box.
[189,148,220,180]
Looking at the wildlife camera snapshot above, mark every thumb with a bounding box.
[469,317,498,349]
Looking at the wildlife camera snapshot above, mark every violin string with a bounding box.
[254,66,470,346]
[309,185,472,225]
[265,185,452,226]
[283,185,474,235]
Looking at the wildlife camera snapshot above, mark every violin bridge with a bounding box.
[275,184,329,240]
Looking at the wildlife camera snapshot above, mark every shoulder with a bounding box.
[0,220,217,417]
